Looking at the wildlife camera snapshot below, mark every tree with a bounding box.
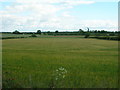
[37,30,41,34]
[100,30,107,33]
[55,30,59,33]
[94,30,98,33]
[87,27,90,32]
[84,27,90,38]
[13,30,20,34]
[54,30,59,36]
[79,29,84,33]
[47,31,50,33]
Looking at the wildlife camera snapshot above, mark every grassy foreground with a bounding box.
[2,37,118,88]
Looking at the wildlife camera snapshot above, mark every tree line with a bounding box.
[11,29,119,35]
[2,28,120,40]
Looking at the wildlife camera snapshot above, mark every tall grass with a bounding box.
[2,37,118,88]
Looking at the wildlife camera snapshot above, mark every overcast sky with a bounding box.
[0,0,118,32]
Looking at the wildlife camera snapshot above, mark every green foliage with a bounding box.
[109,33,115,36]
[84,33,90,38]
[36,30,41,35]
[55,30,59,33]
[43,33,47,35]
[79,29,84,33]
[90,36,120,41]
[13,30,20,34]
[30,34,37,37]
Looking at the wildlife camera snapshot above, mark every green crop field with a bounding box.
[2,37,118,88]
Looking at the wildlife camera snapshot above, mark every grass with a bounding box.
[2,37,118,88]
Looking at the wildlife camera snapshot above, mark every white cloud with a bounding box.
[81,20,117,27]
[0,0,117,32]
[62,0,95,6]
[80,20,117,31]
[92,0,119,2]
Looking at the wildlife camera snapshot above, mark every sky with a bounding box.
[0,0,119,32]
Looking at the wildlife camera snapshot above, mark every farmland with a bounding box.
[2,37,118,88]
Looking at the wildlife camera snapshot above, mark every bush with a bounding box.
[2,37,25,39]
[90,36,120,41]
[30,34,37,37]
[109,33,115,36]
[84,33,90,38]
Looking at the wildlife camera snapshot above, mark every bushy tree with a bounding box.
[84,27,90,38]
[54,30,59,36]
[87,27,90,32]
[55,30,58,33]
[13,30,20,34]
[100,30,106,33]
[79,29,84,33]
[37,30,41,35]
[47,31,50,33]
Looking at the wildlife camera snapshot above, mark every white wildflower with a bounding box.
[53,67,67,81]
[56,77,58,80]
[63,75,65,78]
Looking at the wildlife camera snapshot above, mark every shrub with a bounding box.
[84,33,90,38]
[30,34,37,37]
